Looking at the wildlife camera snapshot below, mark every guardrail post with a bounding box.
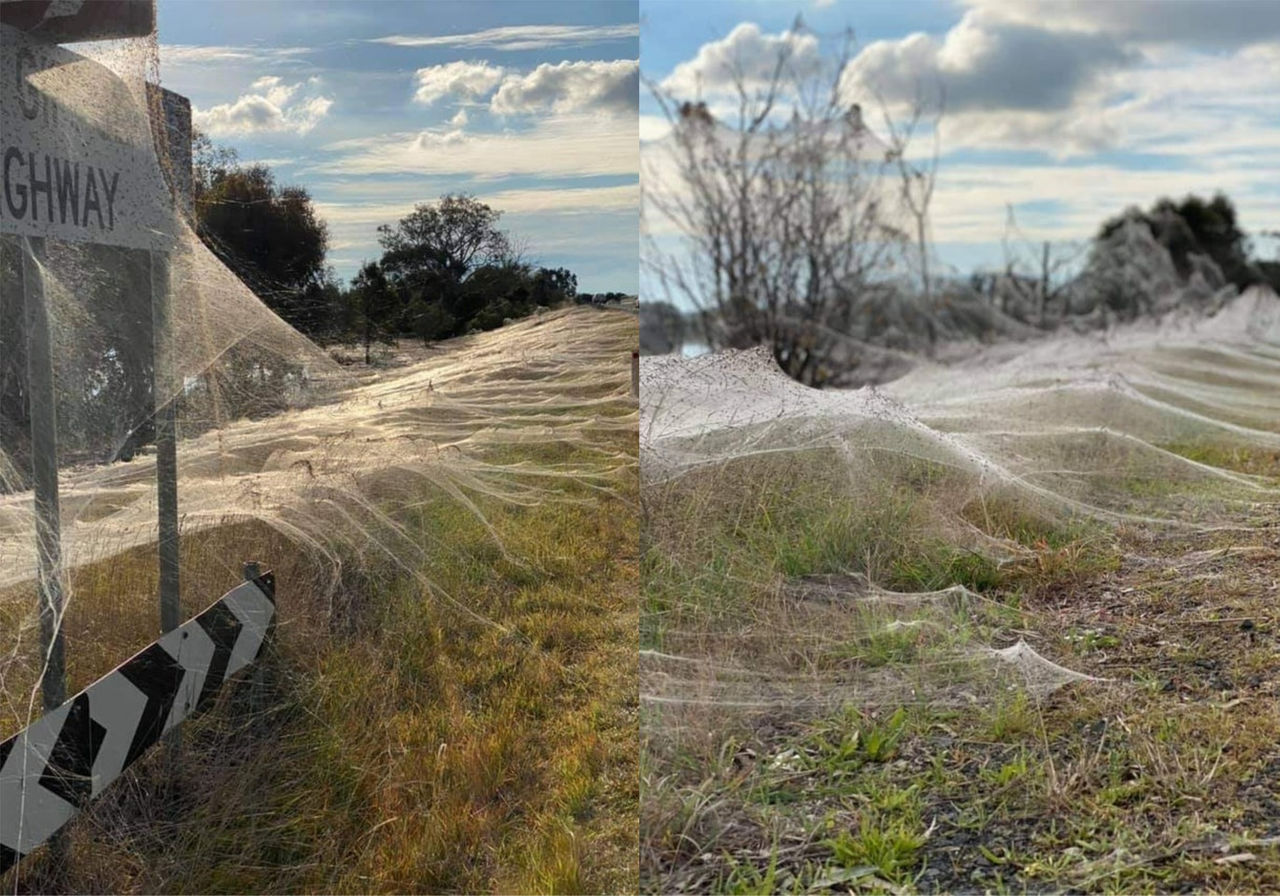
[1,574,278,875]
[631,350,640,398]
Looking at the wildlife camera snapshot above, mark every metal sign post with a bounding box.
[18,236,64,717]
[152,251,180,634]
[2,20,181,665]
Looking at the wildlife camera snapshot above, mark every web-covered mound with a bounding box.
[640,288,1280,736]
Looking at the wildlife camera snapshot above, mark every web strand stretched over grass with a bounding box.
[640,286,1280,730]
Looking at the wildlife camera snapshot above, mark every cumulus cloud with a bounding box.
[194,77,333,136]
[962,0,1280,48]
[412,61,505,106]
[369,23,638,51]
[490,59,638,116]
[659,23,823,98]
[843,11,1136,113]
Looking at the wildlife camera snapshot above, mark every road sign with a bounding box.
[0,573,276,873]
[0,23,178,250]
[0,1,154,43]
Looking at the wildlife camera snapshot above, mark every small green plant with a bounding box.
[717,847,792,895]
[1065,627,1120,653]
[987,689,1037,740]
[824,815,927,885]
[805,707,910,774]
[862,708,910,761]
[980,750,1033,789]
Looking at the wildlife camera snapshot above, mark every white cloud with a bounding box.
[639,114,672,143]
[450,107,469,128]
[312,114,636,179]
[962,0,1280,48]
[369,24,638,52]
[412,61,505,106]
[842,11,1136,114]
[160,44,312,64]
[249,75,298,107]
[194,78,334,136]
[490,59,638,116]
[930,39,1280,159]
[658,23,824,98]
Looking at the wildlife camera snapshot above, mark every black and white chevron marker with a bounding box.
[0,572,275,873]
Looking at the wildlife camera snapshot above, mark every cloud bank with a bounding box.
[194,76,333,136]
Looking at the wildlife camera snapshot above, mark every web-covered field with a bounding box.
[0,304,637,598]
[1,305,641,892]
[640,287,1280,893]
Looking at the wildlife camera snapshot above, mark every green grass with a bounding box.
[1160,440,1280,478]
[641,431,1280,894]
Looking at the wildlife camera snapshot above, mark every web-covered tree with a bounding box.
[1097,193,1259,291]
[192,131,336,338]
[644,23,933,387]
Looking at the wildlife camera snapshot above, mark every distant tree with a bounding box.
[408,298,458,343]
[1097,193,1256,290]
[532,266,577,305]
[347,261,399,363]
[193,134,332,337]
[374,195,583,338]
[999,204,1087,327]
[192,129,240,195]
[639,300,687,354]
[377,194,513,337]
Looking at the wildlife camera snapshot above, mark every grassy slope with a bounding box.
[2,336,638,892]
[641,444,1280,894]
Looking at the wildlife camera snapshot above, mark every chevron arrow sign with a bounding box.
[0,572,275,873]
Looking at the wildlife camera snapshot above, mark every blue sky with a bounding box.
[155,0,638,293]
[641,0,1280,293]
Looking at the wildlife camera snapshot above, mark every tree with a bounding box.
[639,300,688,354]
[193,132,332,337]
[376,194,514,339]
[643,24,925,387]
[532,266,577,305]
[878,87,945,348]
[372,195,585,341]
[347,261,399,363]
[998,204,1087,327]
[1097,193,1256,291]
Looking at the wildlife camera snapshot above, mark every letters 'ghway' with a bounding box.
[0,23,177,251]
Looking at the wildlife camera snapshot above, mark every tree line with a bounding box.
[642,22,1279,386]
[193,133,609,364]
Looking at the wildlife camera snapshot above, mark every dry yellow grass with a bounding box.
[1,308,639,894]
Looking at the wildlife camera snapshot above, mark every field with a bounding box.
[1,307,639,894]
[640,291,1280,893]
